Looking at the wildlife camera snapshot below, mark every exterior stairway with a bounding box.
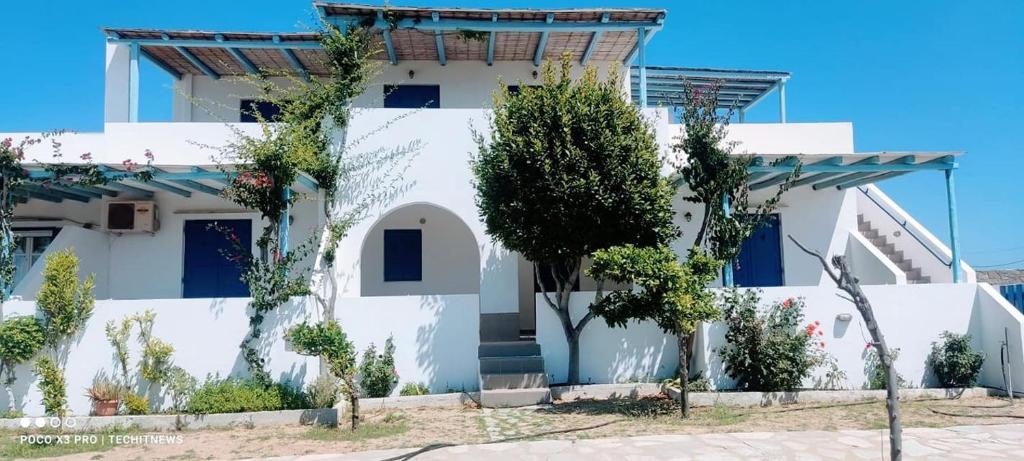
[478,313,551,407]
[857,214,931,284]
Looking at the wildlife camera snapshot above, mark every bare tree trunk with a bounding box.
[343,376,360,430]
[677,331,690,418]
[536,260,592,385]
[789,235,901,461]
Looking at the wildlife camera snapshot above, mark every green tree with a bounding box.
[34,248,95,416]
[472,56,677,384]
[286,320,359,429]
[589,245,720,416]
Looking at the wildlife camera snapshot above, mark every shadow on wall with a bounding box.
[414,295,481,393]
[228,297,311,388]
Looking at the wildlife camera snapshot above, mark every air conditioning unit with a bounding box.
[105,201,158,234]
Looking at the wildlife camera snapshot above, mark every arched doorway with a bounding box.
[360,203,480,296]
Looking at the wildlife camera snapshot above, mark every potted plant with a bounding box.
[86,375,124,416]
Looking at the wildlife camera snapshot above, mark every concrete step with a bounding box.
[890,250,905,264]
[480,388,552,408]
[880,243,896,255]
[480,372,549,390]
[906,268,922,281]
[870,236,888,248]
[857,214,867,225]
[480,356,545,374]
[918,276,932,284]
[862,229,879,239]
[479,341,541,358]
[897,259,915,271]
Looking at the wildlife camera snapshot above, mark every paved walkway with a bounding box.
[259,424,1024,460]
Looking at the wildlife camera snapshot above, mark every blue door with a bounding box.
[183,219,251,298]
[733,214,784,287]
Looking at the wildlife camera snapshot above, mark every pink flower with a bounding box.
[122,159,138,171]
[1,138,11,149]
[144,149,154,161]
[814,320,820,326]
[820,341,826,348]
[865,343,873,350]
[80,152,92,161]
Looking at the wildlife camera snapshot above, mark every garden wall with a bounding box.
[1,293,480,416]
[536,283,1022,390]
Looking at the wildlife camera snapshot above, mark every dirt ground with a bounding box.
[7,395,1024,460]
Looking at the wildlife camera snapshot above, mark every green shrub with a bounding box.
[399,382,429,396]
[187,378,308,414]
[928,331,984,388]
[865,346,906,390]
[719,291,825,392]
[166,366,197,413]
[360,336,398,398]
[306,375,340,408]
[33,357,66,416]
[0,316,45,384]
[124,393,149,415]
[286,321,355,380]
[36,249,95,348]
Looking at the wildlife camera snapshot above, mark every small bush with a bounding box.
[864,346,906,390]
[0,316,46,384]
[187,378,308,414]
[166,366,197,413]
[928,331,984,388]
[719,291,825,392]
[307,375,340,408]
[124,393,148,415]
[33,357,66,416]
[399,382,429,396]
[360,336,398,398]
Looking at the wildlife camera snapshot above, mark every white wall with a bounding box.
[360,203,480,296]
[12,227,112,300]
[537,284,1019,390]
[335,294,480,394]
[12,186,321,300]
[1,297,317,417]
[846,231,906,285]
[332,109,519,315]
[172,60,625,122]
[1,293,479,416]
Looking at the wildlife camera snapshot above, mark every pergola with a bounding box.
[630,66,791,122]
[721,152,965,284]
[103,3,668,122]
[15,165,319,257]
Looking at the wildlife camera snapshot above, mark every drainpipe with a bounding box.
[279,187,291,257]
[944,169,962,283]
[722,194,734,287]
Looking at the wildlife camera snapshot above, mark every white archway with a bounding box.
[360,202,480,296]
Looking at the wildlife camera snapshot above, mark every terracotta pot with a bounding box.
[93,399,119,416]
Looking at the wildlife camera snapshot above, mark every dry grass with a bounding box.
[23,395,1024,460]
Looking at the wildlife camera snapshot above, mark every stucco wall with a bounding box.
[537,283,1015,390]
[1,293,480,416]
[11,188,321,300]
[360,203,480,296]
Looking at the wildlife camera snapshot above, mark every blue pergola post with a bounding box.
[944,169,962,282]
[778,81,787,123]
[722,194,734,287]
[129,42,140,123]
[637,27,647,107]
[279,187,291,257]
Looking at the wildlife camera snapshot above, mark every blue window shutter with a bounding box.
[384,229,422,282]
[383,85,440,108]
[239,100,283,123]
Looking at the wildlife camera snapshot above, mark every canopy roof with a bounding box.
[631,66,790,111]
[103,3,666,79]
[14,164,318,204]
[743,152,960,191]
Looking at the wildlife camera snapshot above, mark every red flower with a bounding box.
[820,341,826,348]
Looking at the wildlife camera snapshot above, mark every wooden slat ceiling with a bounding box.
[104,5,664,77]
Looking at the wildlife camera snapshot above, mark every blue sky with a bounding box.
[1,1,1022,268]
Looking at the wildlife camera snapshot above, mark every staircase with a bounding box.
[478,314,551,407]
[857,214,931,284]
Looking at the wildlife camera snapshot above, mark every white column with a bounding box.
[103,43,132,123]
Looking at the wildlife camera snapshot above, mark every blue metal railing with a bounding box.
[857,186,952,267]
[1002,284,1024,313]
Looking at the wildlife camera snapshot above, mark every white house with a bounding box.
[1,2,1021,412]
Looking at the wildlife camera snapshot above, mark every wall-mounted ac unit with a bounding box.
[105,201,158,234]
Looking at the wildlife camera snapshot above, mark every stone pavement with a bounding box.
[257,424,1024,460]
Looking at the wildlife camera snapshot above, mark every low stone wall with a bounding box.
[550,383,663,401]
[663,386,999,408]
[0,408,337,432]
